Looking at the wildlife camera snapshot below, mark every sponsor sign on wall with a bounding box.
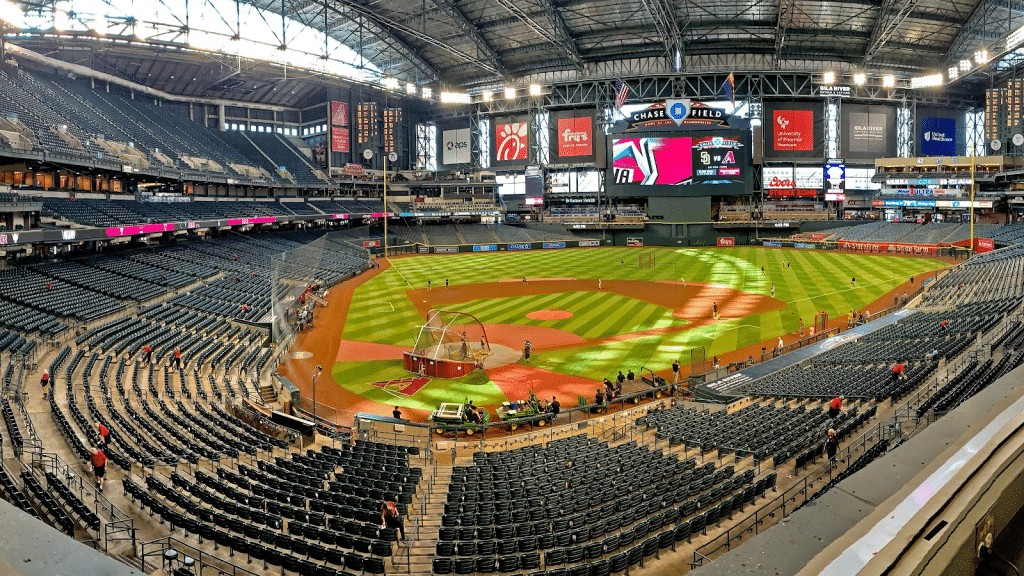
[495,122,529,162]
[543,242,566,249]
[441,128,471,164]
[433,246,458,254]
[794,167,823,190]
[362,240,381,248]
[330,102,348,126]
[472,244,498,252]
[578,240,601,247]
[331,127,350,153]
[919,117,957,156]
[717,237,735,247]
[763,241,782,247]
[626,237,644,247]
[975,238,995,253]
[794,243,815,249]
[556,116,593,157]
[507,243,531,251]
[772,109,814,151]
[848,112,886,152]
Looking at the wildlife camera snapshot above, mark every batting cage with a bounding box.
[411,309,491,363]
[269,231,372,346]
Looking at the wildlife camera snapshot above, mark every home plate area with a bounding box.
[370,377,431,396]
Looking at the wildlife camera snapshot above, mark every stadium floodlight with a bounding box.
[481,91,493,102]
[406,82,417,95]
[529,83,542,96]
[504,86,516,100]
[947,67,959,80]
[421,87,433,99]
[382,77,400,90]
[440,91,471,104]
[959,59,972,72]
[822,71,836,84]
[975,49,989,64]
[853,73,866,85]
[882,75,895,88]
[910,73,943,88]
[0,0,22,28]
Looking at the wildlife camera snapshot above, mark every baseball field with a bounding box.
[281,246,947,423]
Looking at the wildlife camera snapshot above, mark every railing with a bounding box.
[140,536,262,576]
[689,420,892,569]
[29,451,138,553]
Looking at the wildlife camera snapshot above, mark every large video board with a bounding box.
[608,134,747,195]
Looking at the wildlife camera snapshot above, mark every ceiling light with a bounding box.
[529,84,542,96]
[420,87,432,99]
[882,75,895,88]
[440,91,471,104]
[947,67,959,80]
[406,82,416,95]
[910,74,943,89]
[959,59,972,72]
[975,49,989,64]
[822,71,836,84]
[381,77,399,90]
[481,91,493,102]
[853,73,866,85]
[504,87,516,100]
[0,0,23,28]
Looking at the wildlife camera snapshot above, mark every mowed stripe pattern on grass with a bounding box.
[341,247,945,380]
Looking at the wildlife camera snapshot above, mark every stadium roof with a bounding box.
[1,0,1014,102]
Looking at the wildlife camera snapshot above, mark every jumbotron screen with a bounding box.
[611,135,744,186]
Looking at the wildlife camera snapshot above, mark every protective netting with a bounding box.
[269,231,371,346]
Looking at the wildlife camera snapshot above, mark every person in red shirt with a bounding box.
[46,281,52,291]
[892,361,906,383]
[940,319,948,332]
[90,448,107,491]
[828,396,844,419]
[142,345,153,365]
[40,371,50,400]
[173,348,182,369]
[96,423,110,448]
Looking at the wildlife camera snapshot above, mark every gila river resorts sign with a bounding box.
[624,100,731,131]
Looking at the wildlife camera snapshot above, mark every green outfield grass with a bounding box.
[330,360,508,410]
[452,291,687,339]
[339,246,946,385]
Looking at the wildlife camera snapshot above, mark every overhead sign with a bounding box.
[556,116,593,157]
[772,109,814,151]
[330,102,349,126]
[495,122,529,161]
[624,100,730,131]
[441,128,471,164]
[331,127,350,153]
[919,117,957,156]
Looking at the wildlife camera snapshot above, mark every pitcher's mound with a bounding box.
[527,309,573,320]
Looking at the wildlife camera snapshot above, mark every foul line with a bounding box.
[784,279,902,306]
[387,257,414,287]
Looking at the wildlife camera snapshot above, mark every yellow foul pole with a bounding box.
[970,153,975,253]
[383,156,388,258]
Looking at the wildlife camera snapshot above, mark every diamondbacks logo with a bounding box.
[495,122,528,161]
[369,377,430,396]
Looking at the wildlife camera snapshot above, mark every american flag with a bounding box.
[614,79,629,109]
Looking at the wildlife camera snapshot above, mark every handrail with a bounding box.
[140,536,262,576]
[690,419,892,568]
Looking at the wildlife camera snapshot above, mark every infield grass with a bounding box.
[338,246,945,384]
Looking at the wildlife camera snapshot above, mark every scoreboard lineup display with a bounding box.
[611,135,744,186]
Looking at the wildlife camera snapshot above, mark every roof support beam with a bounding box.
[638,0,684,71]
[494,0,583,71]
[774,0,797,67]
[864,0,924,61]
[944,0,1024,66]
[425,0,508,78]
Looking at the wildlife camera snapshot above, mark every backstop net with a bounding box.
[269,231,372,347]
